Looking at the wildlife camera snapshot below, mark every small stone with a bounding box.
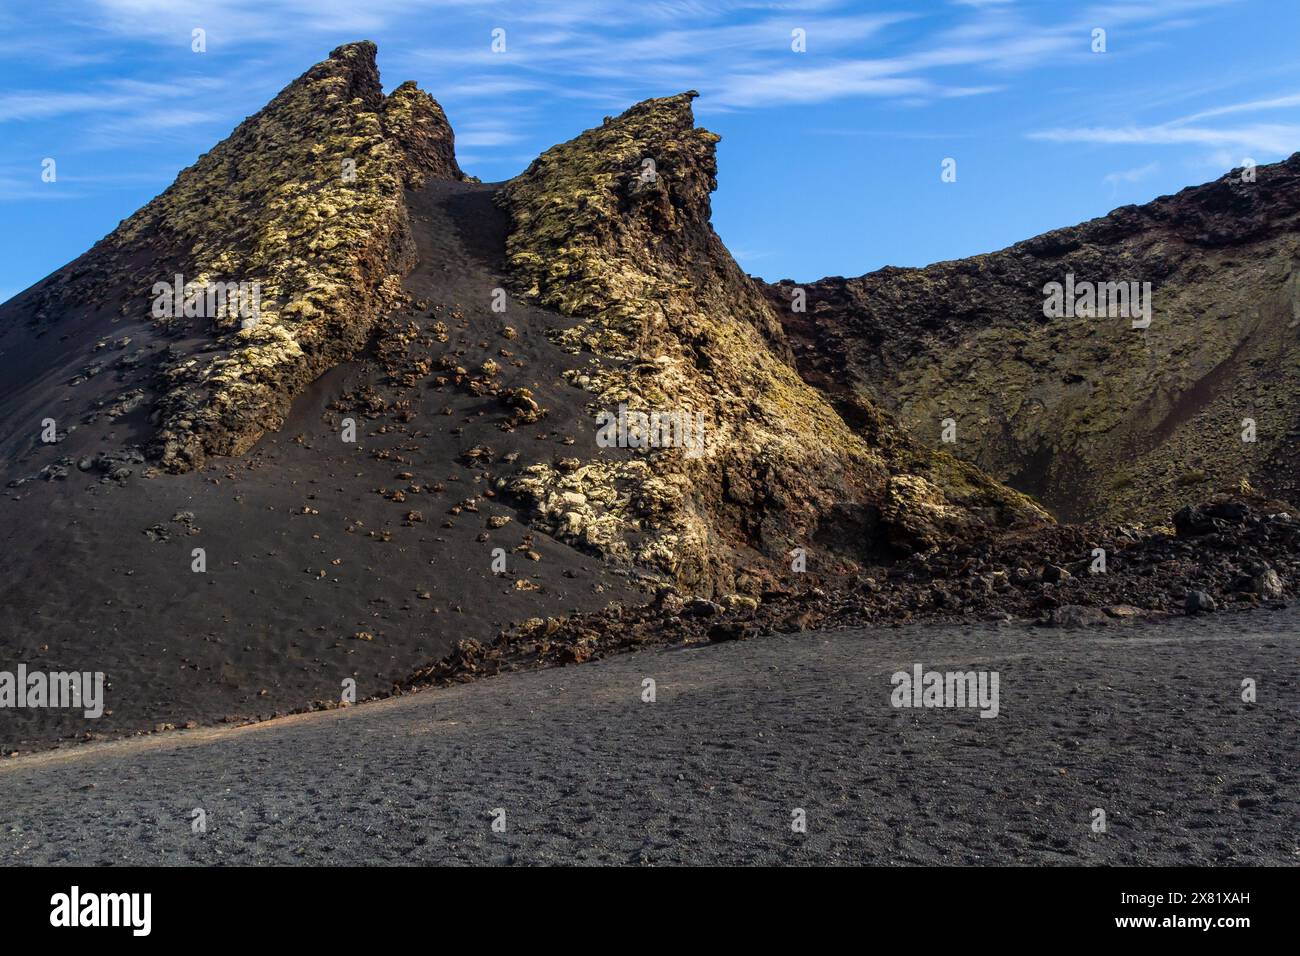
[707,621,747,643]
[1103,604,1142,619]
[1042,564,1072,584]
[682,598,723,618]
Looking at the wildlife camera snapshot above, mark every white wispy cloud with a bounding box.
[455,121,524,148]
[0,90,144,122]
[1030,123,1300,156]
[0,76,226,123]
[1028,60,1300,167]
[1103,160,1160,185]
[1171,91,1300,124]
[83,0,480,42]
[0,176,85,201]
[32,0,1234,121]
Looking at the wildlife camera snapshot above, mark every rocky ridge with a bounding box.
[761,155,1300,523]
[1,44,1048,599]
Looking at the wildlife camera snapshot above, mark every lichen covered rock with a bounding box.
[498,92,1047,591]
[34,41,464,470]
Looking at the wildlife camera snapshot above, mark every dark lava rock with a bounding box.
[1174,505,1216,537]
[1205,500,1251,523]
[1011,566,1040,585]
[681,598,723,619]
[707,621,748,643]
[1042,564,1072,584]
[1185,590,1218,614]
[1175,500,1252,537]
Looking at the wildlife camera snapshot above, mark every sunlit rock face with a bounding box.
[2,41,465,473]
[495,90,1047,593]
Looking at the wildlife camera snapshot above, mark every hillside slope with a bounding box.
[761,156,1300,523]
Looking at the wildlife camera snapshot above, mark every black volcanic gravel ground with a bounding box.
[1,604,1295,865]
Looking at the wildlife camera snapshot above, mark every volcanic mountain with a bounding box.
[760,158,1300,524]
[0,42,1046,750]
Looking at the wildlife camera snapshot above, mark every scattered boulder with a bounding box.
[1251,569,1284,601]
[1103,604,1144,619]
[1175,500,1252,537]
[1042,564,1072,584]
[681,598,723,619]
[722,594,760,613]
[1045,605,1109,628]
[707,621,748,643]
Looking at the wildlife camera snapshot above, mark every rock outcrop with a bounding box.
[0,42,1046,599]
[3,40,1298,750]
[495,91,1047,592]
[3,41,464,472]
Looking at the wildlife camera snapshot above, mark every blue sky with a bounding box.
[2,0,1299,303]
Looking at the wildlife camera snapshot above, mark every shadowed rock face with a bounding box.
[760,155,1300,523]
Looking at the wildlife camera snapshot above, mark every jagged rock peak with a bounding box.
[21,41,465,472]
[495,88,1047,591]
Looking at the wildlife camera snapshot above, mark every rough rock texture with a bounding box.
[2,41,1297,756]
[761,155,1300,523]
[8,42,463,472]
[496,92,1047,593]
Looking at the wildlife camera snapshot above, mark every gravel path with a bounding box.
[2,606,1295,866]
